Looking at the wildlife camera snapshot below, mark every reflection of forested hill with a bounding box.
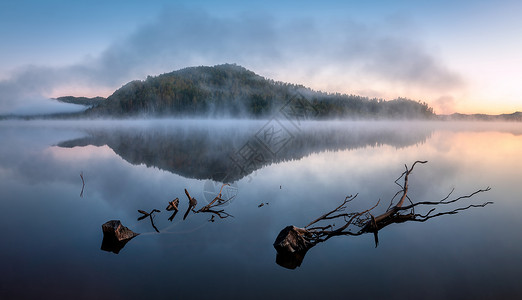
[58,121,433,182]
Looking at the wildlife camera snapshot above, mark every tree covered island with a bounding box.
[60,64,435,119]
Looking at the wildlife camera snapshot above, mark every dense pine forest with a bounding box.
[61,64,435,119]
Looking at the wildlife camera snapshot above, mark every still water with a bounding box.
[0,119,521,299]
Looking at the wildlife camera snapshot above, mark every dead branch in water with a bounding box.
[166,198,179,221]
[183,189,198,220]
[182,185,234,221]
[196,184,235,219]
[274,161,492,268]
[80,172,85,197]
[138,209,161,233]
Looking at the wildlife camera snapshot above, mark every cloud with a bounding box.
[0,7,464,114]
[433,96,457,114]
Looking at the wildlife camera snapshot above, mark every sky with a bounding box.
[0,0,521,115]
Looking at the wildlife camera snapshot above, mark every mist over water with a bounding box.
[56,119,435,181]
[1,119,522,299]
[4,98,88,116]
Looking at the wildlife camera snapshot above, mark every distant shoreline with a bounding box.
[2,111,522,122]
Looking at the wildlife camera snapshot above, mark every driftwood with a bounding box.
[166,198,179,221]
[101,220,139,254]
[183,189,198,220]
[196,184,234,219]
[274,161,492,269]
[183,185,234,221]
[138,209,161,233]
[101,187,232,253]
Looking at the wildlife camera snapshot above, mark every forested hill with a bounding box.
[56,96,105,107]
[76,64,435,119]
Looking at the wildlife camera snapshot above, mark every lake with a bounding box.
[0,119,521,299]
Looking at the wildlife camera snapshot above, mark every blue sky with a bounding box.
[1,0,521,114]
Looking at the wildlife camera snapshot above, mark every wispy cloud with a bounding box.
[0,7,463,114]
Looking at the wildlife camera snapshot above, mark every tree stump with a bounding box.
[101,220,139,254]
[273,226,314,253]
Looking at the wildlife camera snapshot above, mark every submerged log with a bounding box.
[101,220,139,254]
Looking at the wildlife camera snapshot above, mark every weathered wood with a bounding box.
[137,210,161,232]
[273,226,314,269]
[166,198,179,211]
[273,161,492,268]
[101,220,139,254]
[273,226,314,253]
[369,160,427,225]
[166,198,180,221]
[183,189,198,220]
[102,220,139,241]
[196,184,234,219]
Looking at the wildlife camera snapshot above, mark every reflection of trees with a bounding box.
[273,161,492,269]
[58,122,433,182]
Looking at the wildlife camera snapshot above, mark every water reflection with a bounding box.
[79,171,85,197]
[57,121,433,182]
[100,234,134,254]
[3,120,522,299]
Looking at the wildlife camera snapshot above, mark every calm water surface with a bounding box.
[0,120,521,299]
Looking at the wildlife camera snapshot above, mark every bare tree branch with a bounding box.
[183,189,198,220]
[183,186,234,220]
[412,201,494,221]
[305,194,359,228]
[137,209,161,233]
[399,187,491,210]
[166,198,179,221]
